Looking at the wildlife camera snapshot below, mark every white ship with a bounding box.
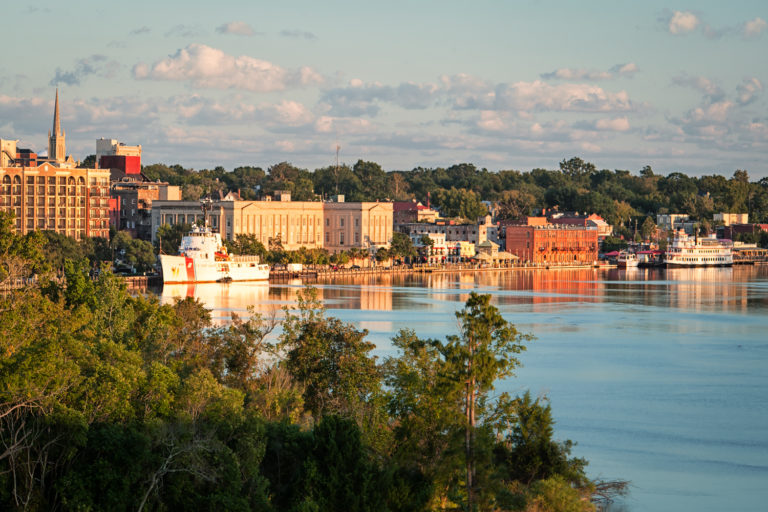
[160,225,269,283]
[617,250,639,268]
[664,231,733,268]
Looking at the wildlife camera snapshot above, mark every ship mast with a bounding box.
[201,198,213,229]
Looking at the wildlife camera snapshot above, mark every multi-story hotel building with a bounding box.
[150,193,393,254]
[0,91,111,240]
[506,224,598,264]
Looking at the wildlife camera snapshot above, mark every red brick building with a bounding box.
[506,224,598,264]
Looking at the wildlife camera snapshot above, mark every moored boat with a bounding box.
[664,231,733,267]
[617,250,639,268]
[159,217,269,283]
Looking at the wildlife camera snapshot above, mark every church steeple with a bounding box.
[48,88,66,163]
[53,88,61,136]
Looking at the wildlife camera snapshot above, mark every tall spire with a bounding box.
[53,88,61,136]
[48,88,66,163]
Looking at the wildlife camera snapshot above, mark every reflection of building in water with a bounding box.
[665,267,749,312]
[359,286,393,311]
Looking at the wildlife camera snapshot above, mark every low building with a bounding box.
[657,214,689,231]
[111,180,180,240]
[714,213,748,226]
[721,223,768,240]
[548,212,612,239]
[393,200,439,224]
[506,224,598,264]
[446,240,475,262]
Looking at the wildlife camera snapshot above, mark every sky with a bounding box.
[1,0,767,178]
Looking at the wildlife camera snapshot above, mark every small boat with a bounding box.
[159,225,269,284]
[664,231,733,267]
[617,250,639,268]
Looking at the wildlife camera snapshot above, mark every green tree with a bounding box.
[386,293,530,510]
[390,232,417,262]
[499,391,588,487]
[279,288,381,421]
[496,190,537,220]
[155,223,192,255]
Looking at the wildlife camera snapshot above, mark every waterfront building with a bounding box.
[0,91,110,239]
[506,224,598,264]
[150,193,392,254]
[410,232,447,264]
[446,240,475,263]
[323,199,393,254]
[721,223,768,241]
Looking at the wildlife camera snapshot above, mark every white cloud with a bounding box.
[476,111,507,131]
[314,116,373,134]
[736,77,763,105]
[595,117,631,132]
[668,11,700,35]
[580,142,601,152]
[270,100,314,125]
[216,22,255,36]
[744,17,767,37]
[133,44,323,92]
[494,80,632,113]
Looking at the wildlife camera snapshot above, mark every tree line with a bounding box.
[0,214,627,511]
[142,158,768,235]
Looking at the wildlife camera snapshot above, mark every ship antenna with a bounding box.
[201,197,213,229]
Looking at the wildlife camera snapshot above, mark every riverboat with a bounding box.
[617,250,639,268]
[663,231,733,267]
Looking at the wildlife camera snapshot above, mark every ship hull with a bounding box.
[160,254,269,283]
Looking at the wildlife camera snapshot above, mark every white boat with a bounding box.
[617,250,639,268]
[160,225,269,283]
[664,231,733,268]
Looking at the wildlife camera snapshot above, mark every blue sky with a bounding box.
[1,1,767,177]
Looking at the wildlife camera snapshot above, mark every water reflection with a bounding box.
[158,266,768,318]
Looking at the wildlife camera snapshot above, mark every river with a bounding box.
[158,266,768,512]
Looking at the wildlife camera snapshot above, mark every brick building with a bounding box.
[506,224,598,264]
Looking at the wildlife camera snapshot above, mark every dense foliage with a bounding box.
[0,215,628,511]
[143,158,768,231]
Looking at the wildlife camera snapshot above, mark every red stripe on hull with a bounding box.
[185,257,195,281]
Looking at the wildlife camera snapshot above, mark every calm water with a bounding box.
[159,266,768,512]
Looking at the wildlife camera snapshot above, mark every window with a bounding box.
[340,217,344,227]
[326,218,329,226]
[340,232,345,245]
